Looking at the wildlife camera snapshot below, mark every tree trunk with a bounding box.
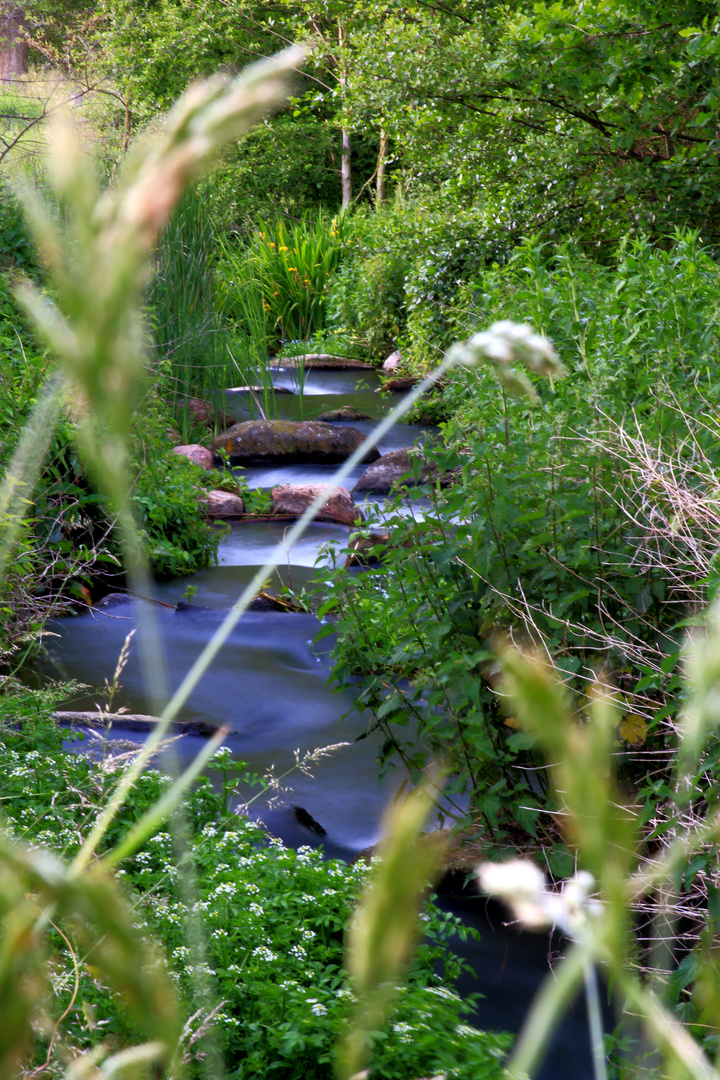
[338,21,351,210]
[376,130,389,207]
[0,6,27,80]
[341,126,352,210]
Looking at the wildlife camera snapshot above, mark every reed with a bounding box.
[150,184,232,439]
[217,210,350,413]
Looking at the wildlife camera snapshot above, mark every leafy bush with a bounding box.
[328,248,406,359]
[131,418,222,578]
[326,198,511,369]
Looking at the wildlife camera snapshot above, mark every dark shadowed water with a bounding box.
[30,368,601,1078]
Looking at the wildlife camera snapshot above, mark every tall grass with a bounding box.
[219,249,279,420]
[150,185,233,439]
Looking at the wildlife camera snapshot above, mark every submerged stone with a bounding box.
[353,448,433,494]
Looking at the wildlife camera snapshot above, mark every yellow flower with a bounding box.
[279,245,288,252]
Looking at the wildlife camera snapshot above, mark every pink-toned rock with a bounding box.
[188,397,235,430]
[271,484,363,526]
[173,444,214,469]
[382,349,402,372]
[200,490,245,517]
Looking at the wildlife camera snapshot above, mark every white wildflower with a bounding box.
[477,860,602,935]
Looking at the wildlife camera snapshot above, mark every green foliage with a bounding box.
[317,230,720,848]
[0,181,38,273]
[328,246,406,359]
[218,212,349,351]
[325,199,510,369]
[131,433,222,579]
[211,116,343,228]
[150,185,234,437]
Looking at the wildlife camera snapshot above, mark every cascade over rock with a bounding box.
[210,419,379,464]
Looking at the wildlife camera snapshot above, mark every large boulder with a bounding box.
[210,420,379,464]
[353,448,433,494]
[271,483,363,525]
[172,444,214,469]
[200,490,245,517]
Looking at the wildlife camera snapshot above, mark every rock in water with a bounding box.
[381,376,420,392]
[353,448,433,494]
[200,490,245,517]
[316,405,370,422]
[271,483,363,525]
[210,420,379,464]
[172,444,214,469]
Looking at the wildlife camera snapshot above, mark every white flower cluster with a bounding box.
[252,945,277,962]
[477,859,602,935]
[392,1022,413,1043]
[449,320,563,375]
[214,882,237,898]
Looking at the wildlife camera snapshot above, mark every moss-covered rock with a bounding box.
[210,420,379,464]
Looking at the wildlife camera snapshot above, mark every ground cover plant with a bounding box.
[0,679,512,1079]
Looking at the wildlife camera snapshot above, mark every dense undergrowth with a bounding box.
[315,231,720,868]
[2,27,720,1071]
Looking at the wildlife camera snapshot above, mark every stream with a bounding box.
[32,365,603,1079]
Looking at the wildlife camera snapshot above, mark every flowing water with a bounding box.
[32,368,601,1079]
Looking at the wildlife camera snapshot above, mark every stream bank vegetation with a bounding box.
[1,3,720,1078]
